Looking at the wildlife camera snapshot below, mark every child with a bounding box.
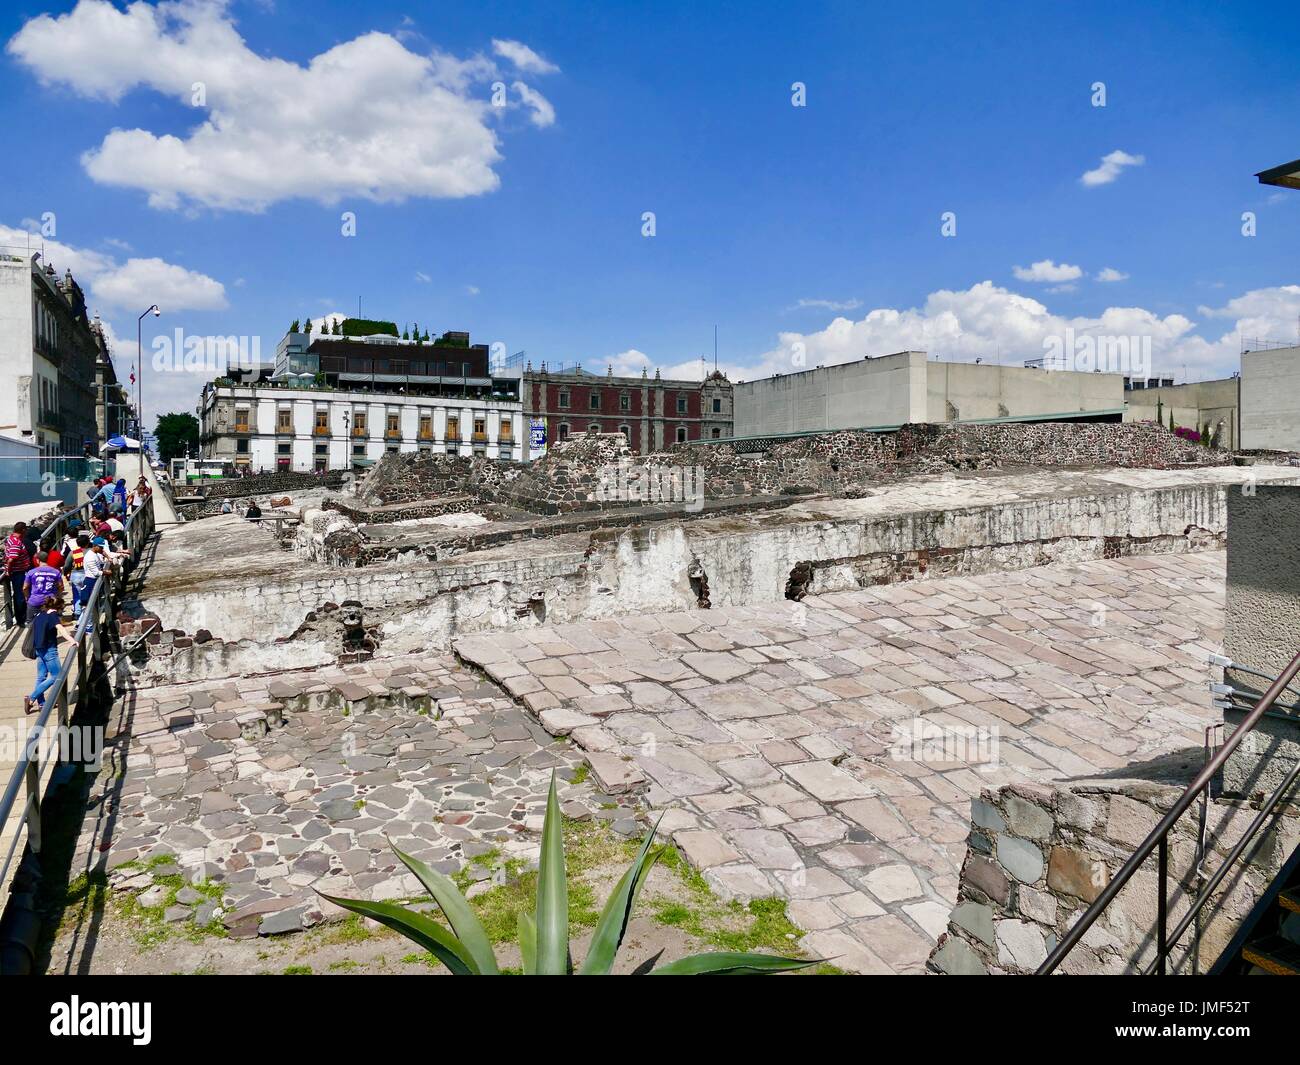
[23,594,67,715]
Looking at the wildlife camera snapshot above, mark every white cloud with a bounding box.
[0,223,225,312]
[1095,267,1129,282]
[492,38,558,75]
[793,297,863,312]
[90,256,227,312]
[414,271,431,283]
[1080,149,1144,187]
[7,1,560,212]
[513,81,556,128]
[1012,259,1083,283]
[465,284,480,296]
[725,280,1300,385]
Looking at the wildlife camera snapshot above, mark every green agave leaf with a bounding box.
[389,839,499,975]
[649,951,819,976]
[317,892,475,975]
[518,911,537,975]
[578,815,664,975]
[533,771,569,975]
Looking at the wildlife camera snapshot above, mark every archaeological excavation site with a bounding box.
[10,419,1300,981]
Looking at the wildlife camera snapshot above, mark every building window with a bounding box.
[314,408,329,434]
[352,444,365,456]
[589,423,600,435]
[676,394,687,414]
[418,413,432,439]
[557,422,570,442]
[446,415,460,442]
[558,390,570,409]
[618,424,631,441]
[353,409,367,436]
[277,443,291,455]
[277,407,292,432]
[234,407,250,431]
[385,444,399,454]
[676,426,687,443]
[236,438,249,454]
[386,411,400,437]
[589,392,600,410]
[711,428,721,439]
[619,393,630,412]
[499,418,513,442]
[712,397,722,413]
[314,443,327,455]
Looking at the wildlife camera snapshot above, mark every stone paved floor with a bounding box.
[454,551,1225,973]
[71,654,638,940]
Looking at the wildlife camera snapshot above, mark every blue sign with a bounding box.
[529,418,547,454]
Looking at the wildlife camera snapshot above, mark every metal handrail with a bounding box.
[1037,647,1300,974]
[0,496,155,895]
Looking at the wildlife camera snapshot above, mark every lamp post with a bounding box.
[137,305,160,442]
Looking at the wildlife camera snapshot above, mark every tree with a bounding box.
[290,319,300,333]
[1168,409,1175,433]
[154,412,199,463]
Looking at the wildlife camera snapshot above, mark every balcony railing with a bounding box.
[276,423,293,435]
[351,426,367,437]
[384,429,401,440]
[232,423,252,434]
[313,425,330,436]
[418,430,433,440]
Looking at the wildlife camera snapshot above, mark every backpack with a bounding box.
[21,620,36,660]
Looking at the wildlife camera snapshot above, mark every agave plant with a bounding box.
[318,772,816,975]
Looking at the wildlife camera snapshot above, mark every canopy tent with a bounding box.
[101,435,142,452]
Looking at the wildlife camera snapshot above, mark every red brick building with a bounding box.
[523,365,732,456]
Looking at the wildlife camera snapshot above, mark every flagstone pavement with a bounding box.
[454,551,1226,973]
[63,551,1224,974]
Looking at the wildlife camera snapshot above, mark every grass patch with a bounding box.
[282,964,313,975]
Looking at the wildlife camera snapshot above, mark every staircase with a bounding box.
[1211,843,1300,974]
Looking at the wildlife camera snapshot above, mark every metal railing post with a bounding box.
[1157,837,1168,975]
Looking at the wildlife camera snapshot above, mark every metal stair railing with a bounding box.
[1037,646,1300,975]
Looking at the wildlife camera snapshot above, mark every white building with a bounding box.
[201,381,525,470]
[0,248,102,456]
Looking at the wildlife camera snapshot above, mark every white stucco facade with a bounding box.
[201,382,526,470]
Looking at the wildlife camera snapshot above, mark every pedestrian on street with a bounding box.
[4,521,33,626]
[23,594,67,716]
[111,478,128,516]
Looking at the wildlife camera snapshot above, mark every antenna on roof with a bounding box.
[714,324,718,373]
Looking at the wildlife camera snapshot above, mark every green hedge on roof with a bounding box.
[340,318,399,338]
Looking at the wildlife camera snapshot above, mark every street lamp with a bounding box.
[137,305,161,442]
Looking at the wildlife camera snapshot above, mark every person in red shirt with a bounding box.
[4,522,33,626]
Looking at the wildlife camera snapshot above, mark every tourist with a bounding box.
[23,594,67,716]
[64,533,90,619]
[245,500,262,521]
[220,498,234,515]
[111,478,128,516]
[4,521,33,626]
[92,479,116,512]
[23,550,64,614]
[104,514,125,536]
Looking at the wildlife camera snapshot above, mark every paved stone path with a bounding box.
[68,654,637,941]
[455,551,1224,973]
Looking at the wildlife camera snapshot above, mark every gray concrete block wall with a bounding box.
[1224,484,1300,796]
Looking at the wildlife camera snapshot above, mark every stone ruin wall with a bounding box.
[927,780,1300,975]
[351,422,1226,521]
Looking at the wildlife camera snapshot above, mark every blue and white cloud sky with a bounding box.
[3,0,1300,422]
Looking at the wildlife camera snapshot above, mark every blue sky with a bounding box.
[3,0,1300,422]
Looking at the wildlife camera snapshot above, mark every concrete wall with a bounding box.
[1242,347,1300,451]
[924,363,1123,423]
[1223,484,1300,795]
[733,354,1123,438]
[732,352,922,436]
[1125,377,1239,449]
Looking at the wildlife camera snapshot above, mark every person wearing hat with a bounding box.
[23,593,67,715]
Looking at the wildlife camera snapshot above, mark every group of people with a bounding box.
[90,475,152,519]
[3,483,140,716]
